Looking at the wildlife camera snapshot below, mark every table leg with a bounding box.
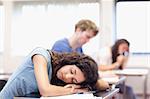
[143,75,148,99]
[123,81,126,99]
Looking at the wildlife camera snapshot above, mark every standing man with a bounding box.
[51,19,99,54]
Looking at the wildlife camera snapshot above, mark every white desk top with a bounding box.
[0,74,11,80]
[113,68,149,76]
[14,94,101,99]
[41,93,101,99]
[14,88,120,99]
[99,71,126,84]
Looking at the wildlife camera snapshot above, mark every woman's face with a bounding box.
[118,43,129,54]
[56,65,85,84]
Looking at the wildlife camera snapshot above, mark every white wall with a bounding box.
[0,0,150,95]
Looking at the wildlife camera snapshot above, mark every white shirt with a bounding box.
[92,47,112,66]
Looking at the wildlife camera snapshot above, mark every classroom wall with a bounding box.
[0,55,3,72]
[0,0,150,95]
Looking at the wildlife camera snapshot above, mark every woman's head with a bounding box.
[56,65,85,84]
[50,52,98,90]
[111,39,130,63]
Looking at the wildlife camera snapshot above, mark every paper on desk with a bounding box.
[98,71,119,84]
[40,93,102,99]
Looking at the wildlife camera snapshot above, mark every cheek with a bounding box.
[81,36,88,42]
[78,37,85,44]
[119,46,125,52]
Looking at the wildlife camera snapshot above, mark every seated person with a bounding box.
[0,47,105,99]
[94,39,136,99]
[51,19,99,53]
[51,19,109,91]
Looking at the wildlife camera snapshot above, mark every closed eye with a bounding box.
[71,69,76,75]
[71,69,78,83]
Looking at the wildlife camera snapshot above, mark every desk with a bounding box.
[99,71,126,99]
[0,73,12,80]
[99,71,126,85]
[0,75,10,80]
[94,88,119,99]
[14,88,119,99]
[113,68,149,99]
[109,76,126,99]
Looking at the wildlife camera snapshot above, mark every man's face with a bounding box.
[76,29,96,46]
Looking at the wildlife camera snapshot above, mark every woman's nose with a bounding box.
[65,73,74,79]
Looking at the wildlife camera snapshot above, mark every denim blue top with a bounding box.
[51,38,83,54]
[0,47,52,99]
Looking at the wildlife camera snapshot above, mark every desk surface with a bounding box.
[113,68,149,76]
[94,88,119,99]
[0,72,12,80]
[99,71,126,84]
[113,68,149,99]
[0,75,10,80]
[14,88,119,99]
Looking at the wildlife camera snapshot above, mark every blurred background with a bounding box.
[0,0,150,98]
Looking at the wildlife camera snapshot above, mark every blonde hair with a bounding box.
[75,19,99,36]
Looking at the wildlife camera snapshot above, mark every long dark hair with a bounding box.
[49,51,98,90]
[111,39,130,63]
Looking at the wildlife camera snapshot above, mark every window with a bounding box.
[116,1,150,54]
[0,5,4,53]
[11,2,99,56]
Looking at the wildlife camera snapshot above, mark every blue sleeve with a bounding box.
[51,40,70,52]
[29,47,51,65]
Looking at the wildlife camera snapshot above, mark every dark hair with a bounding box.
[111,39,130,63]
[50,51,98,90]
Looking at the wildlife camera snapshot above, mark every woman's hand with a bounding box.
[64,84,88,94]
[64,84,81,89]
[116,55,125,65]
[96,79,110,91]
[117,55,128,69]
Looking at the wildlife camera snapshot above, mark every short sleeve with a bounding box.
[52,42,67,53]
[28,47,52,80]
[29,47,51,65]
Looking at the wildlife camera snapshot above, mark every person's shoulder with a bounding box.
[32,47,47,52]
[54,38,68,45]
[51,38,70,52]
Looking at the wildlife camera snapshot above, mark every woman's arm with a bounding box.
[98,62,121,71]
[32,55,85,96]
[95,79,110,91]
[118,55,129,69]
[99,55,128,71]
